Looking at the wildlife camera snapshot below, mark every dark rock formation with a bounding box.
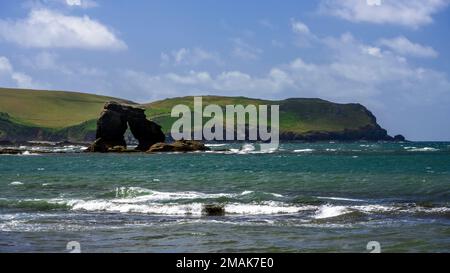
[147,140,210,153]
[88,102,165,152]
[393,134,406,142]
[0,148,23,155]
[0,140,13,146]
[279,124,393,141]
[202,204,225,216]
[88,138,109,153]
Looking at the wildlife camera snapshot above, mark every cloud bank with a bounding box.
[0,9,126,50]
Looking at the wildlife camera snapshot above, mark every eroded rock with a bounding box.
[147,140,210,153]
[88,101,165,152]
[202,204,225,216]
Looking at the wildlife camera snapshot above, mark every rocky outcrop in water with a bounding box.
[88,102,165,152]
[202,204,225,216]
[147,140,210,153]
[393,134,406,142]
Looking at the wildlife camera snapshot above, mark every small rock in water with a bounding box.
[0,148,23,155]
[147,140,210,153]
[202,204,225,216]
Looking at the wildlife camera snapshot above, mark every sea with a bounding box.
[0,142,449,253]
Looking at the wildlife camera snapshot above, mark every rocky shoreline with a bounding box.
[1,101,407,155]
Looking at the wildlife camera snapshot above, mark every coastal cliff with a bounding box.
[0,88,404,143]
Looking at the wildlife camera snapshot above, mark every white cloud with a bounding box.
[231,38,263,61]
[121,33,450,140]
[66,0,81,5]
[0,57,13,73]
[0,9,126,50]
[378,36,438,58]
[120,32,450,110]
[22,51,104,77]
[0,56,42,89]
[65,0,98,8]
[161,47,222,66]
[290,19,317,47]
[364,46,383,57]
[291,19,310,35]
[319,0,450,28]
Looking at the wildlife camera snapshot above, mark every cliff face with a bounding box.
[277,101,393,141]
[147,97,402,142]
[0,112,95,143]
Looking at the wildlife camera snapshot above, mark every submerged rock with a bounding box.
[202,204,225,216]
[147,140,210,153]
[88,101,165,152]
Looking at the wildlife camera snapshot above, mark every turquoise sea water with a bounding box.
[0,142,449,253]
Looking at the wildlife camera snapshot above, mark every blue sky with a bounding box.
[0,0,449,140]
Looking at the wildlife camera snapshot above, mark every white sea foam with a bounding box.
[269,193,284,198]
[314,205,349,219]
[224,202,312,215]
[293,149,315,153]
[20,151,35,156]
[205,144,227,147]
[224,144,277,155]
[11,193,450,218]
[112,187,285,203]
[317,196,365,202]
[234,144,264,154]
[113,187,235,202]
[60,199,312,216]
[66,200,204,215]
[9,181,24,186]
[404,147,439,152]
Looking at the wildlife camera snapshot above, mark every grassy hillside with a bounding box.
[0,89,386,142]
[144,96,377,134]
[0,87,133,128]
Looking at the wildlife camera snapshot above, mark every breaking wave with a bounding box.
[404,147,440,152]
[1,188,449,219]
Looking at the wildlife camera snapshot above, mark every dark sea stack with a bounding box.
[147,140,210,153]
[394,134,406,142]
[95,102,128,148]
[88,101,165,152]
[127,108,166,151]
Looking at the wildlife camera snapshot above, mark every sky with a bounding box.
[0,0,449,140]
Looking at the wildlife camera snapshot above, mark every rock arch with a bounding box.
[89,101,165,152]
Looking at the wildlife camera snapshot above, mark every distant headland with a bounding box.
[0,87,405,146]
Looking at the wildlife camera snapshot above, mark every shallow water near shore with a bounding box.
[1,142,450,252]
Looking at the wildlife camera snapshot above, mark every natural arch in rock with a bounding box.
[89,101,165,152]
